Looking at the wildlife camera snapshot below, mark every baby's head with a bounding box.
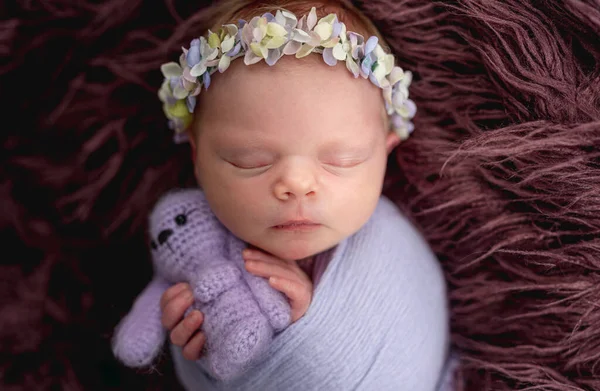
[159,0,416,261]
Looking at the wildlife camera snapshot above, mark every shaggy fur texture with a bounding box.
[2,0,599,390]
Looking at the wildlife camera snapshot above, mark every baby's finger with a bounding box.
[243,249,296,269]
[244,259,299,282]
[160,282,190,311]
[170,310,204,346]
[161,289,194,330]
[182,331,206,361]
[269,277,312,322]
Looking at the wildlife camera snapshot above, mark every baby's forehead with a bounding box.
[194,57,385,139]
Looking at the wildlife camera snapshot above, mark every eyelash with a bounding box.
[226,158,365,171]
[323,159,363,168]
[228,161,272,170]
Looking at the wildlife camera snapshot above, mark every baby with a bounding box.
[154,0,452,389]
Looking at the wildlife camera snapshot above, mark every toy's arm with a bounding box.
[112,276,171,367]
[189,258,242,303]
[225,237,291,331]
[241,271,291,331]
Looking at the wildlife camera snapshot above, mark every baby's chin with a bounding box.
[250,237,338,262]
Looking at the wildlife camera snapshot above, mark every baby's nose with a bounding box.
[158,229,173,245]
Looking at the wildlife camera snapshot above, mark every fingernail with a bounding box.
[245,260,256,268]
[185,312,198,326]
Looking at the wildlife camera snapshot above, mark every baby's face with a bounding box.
[191,56,396,262]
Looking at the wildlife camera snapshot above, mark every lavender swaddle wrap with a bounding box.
[171,196,451,391]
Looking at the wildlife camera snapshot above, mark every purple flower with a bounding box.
[186,39,201,67]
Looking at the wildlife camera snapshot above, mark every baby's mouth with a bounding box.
[272,220,321,231]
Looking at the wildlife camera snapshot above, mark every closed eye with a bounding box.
[322,158,364,168]
[227,160,273,170]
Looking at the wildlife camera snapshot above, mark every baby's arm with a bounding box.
[112,276,171,367]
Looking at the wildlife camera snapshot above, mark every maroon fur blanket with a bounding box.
[2,0,599,390]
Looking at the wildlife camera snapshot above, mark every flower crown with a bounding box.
[159,7,416,144]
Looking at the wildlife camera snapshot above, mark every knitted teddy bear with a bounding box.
[112,188,291,381]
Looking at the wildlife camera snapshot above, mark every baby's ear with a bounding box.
[385,131,401,154]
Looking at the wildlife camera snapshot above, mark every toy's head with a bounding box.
[148,189,219,280]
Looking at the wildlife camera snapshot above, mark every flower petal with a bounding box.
[182,77,196,91]
[346,57,360,78]
[319,14,337,25]
[364,36,378,55]
[295,44,315,58]
[244,50,263,65]
[393,80,409,100]
[275,10,286,25]
[401,70,413,88]
[332,43,347,61]
[167,99,189,118]
[321,37,339,48]
[186,45,201,67]
[332,21,342,38]
[265,35,287,49]
[382,85,393,106]
[182,66,195,82]
[314,22,333,40]
[388,66,404,86]
[206,48,219,61]
[308,31,322,47]
[190,84,201,97]
[292,28,311,43]
[399,99,417,118]
[282,40,302,55]
[381,54,395,74]
[161,62,182,78]
[227,41,242,57]
[361,56,372,77]
[224,24,238,37]
[203,72,211,89]
[280,10,297,28]
[265,48,282,66]
[221,35,235,52]
[322,47,337,66]
[173,84,188,99]
[307,7,317,30]
[297,15,306,31]
[266,22,288,37]
[189,62,207,77]
[372,60,387,81]
[250,42,264,57]
[208,31,220,48]
[186,95,197,113]
[218,55,231,72]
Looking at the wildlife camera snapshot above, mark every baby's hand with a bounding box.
[242,249,313,323]
[160,282,206,360]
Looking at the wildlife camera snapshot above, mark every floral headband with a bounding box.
[159,7,416,144]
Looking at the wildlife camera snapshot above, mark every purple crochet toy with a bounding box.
[112,188,291,381]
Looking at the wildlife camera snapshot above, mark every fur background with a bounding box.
[2,0,599,389]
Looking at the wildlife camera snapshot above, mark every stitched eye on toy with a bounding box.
[150,240,158,250]
[175,214,187,226]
